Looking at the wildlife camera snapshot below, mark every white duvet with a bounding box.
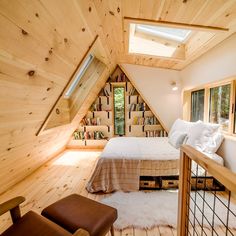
[86,137,224,193]
[100,137,180,160]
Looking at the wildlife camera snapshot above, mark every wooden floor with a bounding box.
[0,150,235,236]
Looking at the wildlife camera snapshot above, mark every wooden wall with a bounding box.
[93,0,236,70]
[0,0,115,194]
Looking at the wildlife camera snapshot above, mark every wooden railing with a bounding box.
[177,145,236,236]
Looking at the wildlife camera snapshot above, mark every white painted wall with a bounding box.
[181,33,236,90]
[181,33,236,172]
[121,64,182,131]
[121,33,236,171]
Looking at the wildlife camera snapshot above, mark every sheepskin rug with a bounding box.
[100,191,236,230]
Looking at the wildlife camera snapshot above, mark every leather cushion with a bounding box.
[42,194,117,236]
[1,211,71,236]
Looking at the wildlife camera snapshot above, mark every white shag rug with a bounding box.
[100,191,236,230]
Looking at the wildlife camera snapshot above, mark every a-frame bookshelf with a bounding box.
[67,66,168,148]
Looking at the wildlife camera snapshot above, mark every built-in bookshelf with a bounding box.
[67,66,167,148]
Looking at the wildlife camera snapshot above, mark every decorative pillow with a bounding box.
[201,132,224,153]
[169,119,197,140]
[186,122,221,152]
[168,131,187,149]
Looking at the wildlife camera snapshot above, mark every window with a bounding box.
[64,54,94,98]
[191,89,205,122]
[113,87,125,136]
[186,79,236,135]
[135,24,191,43]
[128,23,191,58]
[209,84,231,131]
[234,97,236,133]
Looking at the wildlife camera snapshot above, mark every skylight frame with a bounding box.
[135,24,192,43]
[64,54,94,98]
[127,22,186,60]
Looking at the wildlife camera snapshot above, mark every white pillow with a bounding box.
[201,132,224,153]
[169,119,196,139]
[168,131,187,149]
[186,122,221,152]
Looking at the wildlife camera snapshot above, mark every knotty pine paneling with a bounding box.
[0,0,115,194]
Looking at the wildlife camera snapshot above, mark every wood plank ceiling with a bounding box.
[0,0,236,194]
[116,0,236,69]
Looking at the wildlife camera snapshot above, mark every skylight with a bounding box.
[65,54,94,98]
[128,23,192,59]
[135,24,191,43]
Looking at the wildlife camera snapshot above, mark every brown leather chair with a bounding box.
[42,194,117,236]
[0,196,89,236]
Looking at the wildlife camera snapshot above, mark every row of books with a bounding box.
[73,130,106,140]
[145,130,168,137]
[115,73,126,82]
[129,87,137,96]
[133,116,159,125]
[129,102,146,112]
[81,117,101,126]
[99,88,110,97]
[91,103,103,111]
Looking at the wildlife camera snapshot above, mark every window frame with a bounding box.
[113,85,126,136]
[64,54,94,98]
[190,88,205,122]
[186,78,236,136]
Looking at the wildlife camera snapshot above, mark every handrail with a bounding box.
[177,145,236,236]
[181,145,236,193]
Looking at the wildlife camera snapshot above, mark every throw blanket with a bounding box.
[86,137,180,193]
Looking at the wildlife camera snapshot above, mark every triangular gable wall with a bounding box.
[67,66,167,148]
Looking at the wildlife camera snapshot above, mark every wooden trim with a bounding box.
[65,148,103,152]
[178,145,236,235]
[36,35,99,136]
[124,17,229,33]
[112,83,126,136]
[230,80,236,135]
[66,146,105,150]
[184,76,236,93]
[177,150,191,236]
[182,90,191,122]
[204,88,209,122]
[181,145,236,193]
[229,80,235,135]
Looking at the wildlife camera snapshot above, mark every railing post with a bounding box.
[177,150,192,236]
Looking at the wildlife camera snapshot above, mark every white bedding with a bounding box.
[86,137,224,193]
[101,137,180,160]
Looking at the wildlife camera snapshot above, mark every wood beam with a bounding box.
[124,17,229,33]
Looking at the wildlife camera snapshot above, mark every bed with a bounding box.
[86,137,179,193]
[86,137,224,193]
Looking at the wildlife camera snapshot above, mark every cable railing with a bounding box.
[178,145,236,236]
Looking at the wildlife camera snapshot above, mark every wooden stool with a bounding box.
[42,194,117,236]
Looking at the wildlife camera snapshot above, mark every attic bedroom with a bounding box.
[0,1,236,236]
